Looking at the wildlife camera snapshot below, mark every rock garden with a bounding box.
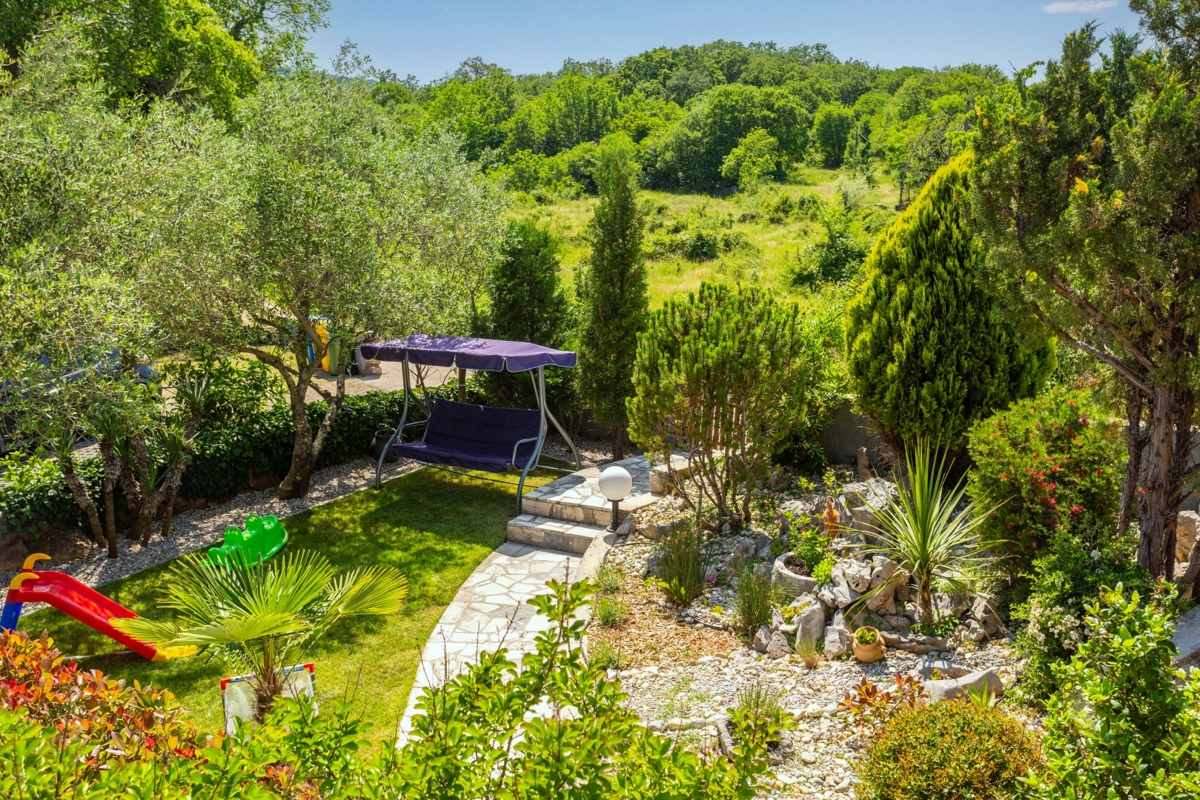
[590,465,1024,797]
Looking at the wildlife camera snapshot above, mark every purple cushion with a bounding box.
[391,399,541,473]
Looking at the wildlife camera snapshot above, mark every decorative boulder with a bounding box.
[925,668,1004,703]
[767,631,790,659]
[752,625,772,654]
[1178,511,1200,563]
[824,610,853,659]
[790,593,826,643]
[834,559,872,594]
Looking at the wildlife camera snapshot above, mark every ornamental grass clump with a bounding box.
[655,525,708,606]
[857,700,1041,800]
[734,566,778,636]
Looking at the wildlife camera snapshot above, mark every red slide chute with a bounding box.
[2,554,195,662]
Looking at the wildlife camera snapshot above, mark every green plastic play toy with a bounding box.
[208,514,288,566]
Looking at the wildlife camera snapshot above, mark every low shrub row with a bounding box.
[0,391,406,537]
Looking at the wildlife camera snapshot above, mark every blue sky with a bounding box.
[308,1,1143,83]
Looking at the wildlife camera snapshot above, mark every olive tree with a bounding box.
[0,25,210,555]
[153,74,506,498]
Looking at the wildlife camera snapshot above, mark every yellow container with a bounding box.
[315,322,330,371]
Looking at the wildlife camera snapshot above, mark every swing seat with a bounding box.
[393,399,541,473]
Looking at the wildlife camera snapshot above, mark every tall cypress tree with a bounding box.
[576,133,648,459]
[845,154,1054,455]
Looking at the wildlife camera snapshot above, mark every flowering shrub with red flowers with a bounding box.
[0,629,205,769]
[967,387,1123,581]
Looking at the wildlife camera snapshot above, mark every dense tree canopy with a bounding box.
[364,40,1006,194]
[972,9,1200,581]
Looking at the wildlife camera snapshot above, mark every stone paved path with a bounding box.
[397,541,581,742]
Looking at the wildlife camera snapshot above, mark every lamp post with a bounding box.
[598,466,633,532]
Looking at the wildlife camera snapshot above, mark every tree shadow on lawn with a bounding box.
[17,466,558,737]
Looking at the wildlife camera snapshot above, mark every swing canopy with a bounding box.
[366,335,580,513]
[361,335,577,373]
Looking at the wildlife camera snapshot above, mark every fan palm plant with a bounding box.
[864,442,994,626]
[113,550,408,720]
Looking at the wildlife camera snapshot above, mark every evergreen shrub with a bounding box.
[629,283,821,525]
[845,154,1054,452]
[857,700,1042,800]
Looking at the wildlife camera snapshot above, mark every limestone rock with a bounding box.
[1179,511,1200,564]
[971,595,1004,638]
[883,614,911,630]
[790,593,826,643]
[824,610,853,659]
[767,631,791,659]
[753,625,772,654]
[834,560,872,594]
[841,478,895,511]
[909,658,969,681]
[926,668,1003,703]
[856,446,871,481]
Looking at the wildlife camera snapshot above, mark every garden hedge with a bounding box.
[0,391,406,537]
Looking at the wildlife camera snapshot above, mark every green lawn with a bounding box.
[23,466,559,741]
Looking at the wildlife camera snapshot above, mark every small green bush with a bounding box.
[734,567,778,636]
[596,563,623,594]
[1027,585,1200,799]
[588,638,624,670]
[790,523,834,581]
[1014,530,1150,703]
[857,700,1042,800]
[656,526,708,607]
[594,596,629,627]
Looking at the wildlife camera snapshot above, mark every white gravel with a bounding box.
[2,458,419,602]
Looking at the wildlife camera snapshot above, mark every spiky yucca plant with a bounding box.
[865,442,993,625]
[114,550,407,720]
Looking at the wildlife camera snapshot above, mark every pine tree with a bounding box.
[576,133,648,459]
[845,154,1054,455]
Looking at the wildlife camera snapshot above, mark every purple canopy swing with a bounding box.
[361,335,580,513]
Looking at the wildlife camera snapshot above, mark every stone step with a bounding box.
[521,456,660,527]
[506,514,605,555]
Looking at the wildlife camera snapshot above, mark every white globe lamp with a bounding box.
[598,465,633,531]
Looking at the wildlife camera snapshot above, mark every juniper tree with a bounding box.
[576,133,648,459]
[845,154,1054,457]
[628,283,820,526]
[971,11,1200,581]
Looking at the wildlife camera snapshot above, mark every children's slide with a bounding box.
[1,554,196,662]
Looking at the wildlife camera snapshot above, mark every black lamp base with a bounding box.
[608,499,620,532]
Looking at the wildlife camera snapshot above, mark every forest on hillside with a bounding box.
[367,40,998,203]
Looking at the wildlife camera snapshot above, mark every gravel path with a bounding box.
[2,458,419,601]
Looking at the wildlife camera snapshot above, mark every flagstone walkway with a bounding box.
[396,540,582,743]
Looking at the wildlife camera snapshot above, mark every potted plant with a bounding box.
[853,625,885,663]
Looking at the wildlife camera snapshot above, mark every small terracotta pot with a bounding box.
[852,626,885,663]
